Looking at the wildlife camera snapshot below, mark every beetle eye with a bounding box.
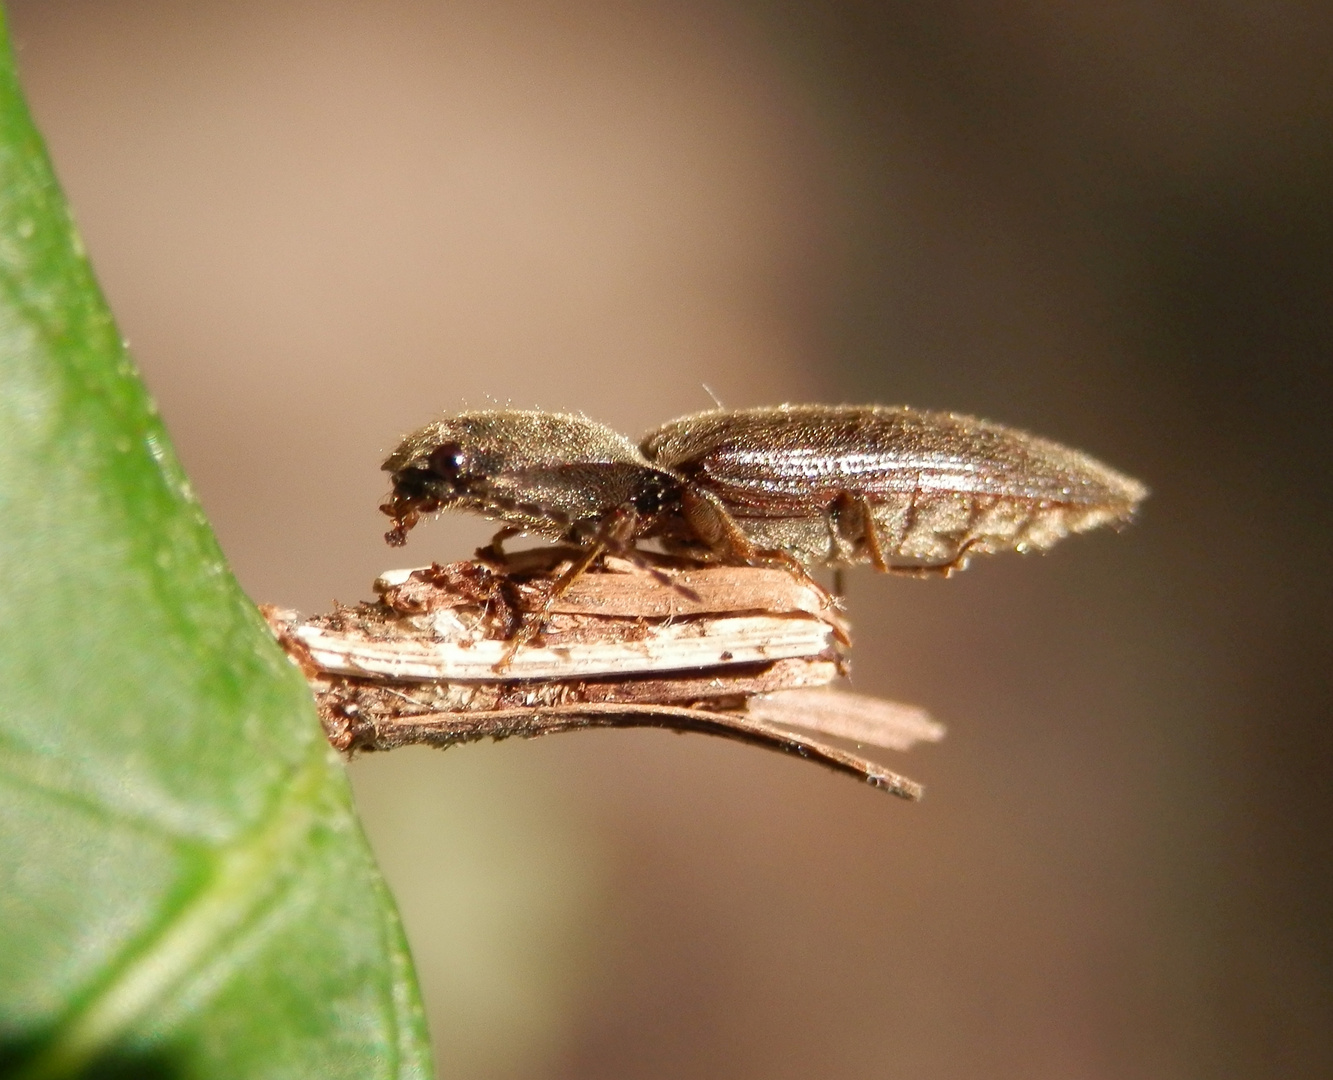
[428,442,468,481]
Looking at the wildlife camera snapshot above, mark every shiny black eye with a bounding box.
[427,441,468,480]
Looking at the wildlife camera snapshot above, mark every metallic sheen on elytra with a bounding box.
[643,405,1147,570]
[381,404,1147,574]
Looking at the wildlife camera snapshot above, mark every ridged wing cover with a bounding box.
[642,405,1147,566]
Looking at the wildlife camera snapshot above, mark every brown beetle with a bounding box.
[382,405,1146,577]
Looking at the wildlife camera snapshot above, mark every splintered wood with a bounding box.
[264,548,942,799]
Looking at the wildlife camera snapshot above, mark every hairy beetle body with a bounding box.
[382,404,1146,575]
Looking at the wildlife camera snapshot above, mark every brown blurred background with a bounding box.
[9,1,1331,1077]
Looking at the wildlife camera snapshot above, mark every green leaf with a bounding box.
[0,9,432,1079]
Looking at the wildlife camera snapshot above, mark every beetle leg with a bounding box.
[887,536,982,579]
[492,536,611,672]
[676,483,837,602]
[827,493,860,565]
[491,505,703,672]
[858,496,891,573]
[831,567,846,598]
[586,503,704,602]
[475,525,523,565]
[734,540,831,601]
[680,486,759,562]
[829,492,889,572]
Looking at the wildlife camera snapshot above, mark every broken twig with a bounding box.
[263,547,941,799]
